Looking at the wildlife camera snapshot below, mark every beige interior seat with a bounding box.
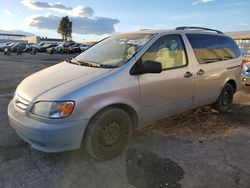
[126,46,136,59]
[174,50,186,67]
[155,48,175,69]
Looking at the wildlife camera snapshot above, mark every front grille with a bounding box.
[15,94,30,111]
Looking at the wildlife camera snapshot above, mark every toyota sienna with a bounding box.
[8,27,242,160]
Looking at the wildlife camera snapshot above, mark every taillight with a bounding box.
[241,59,247,69]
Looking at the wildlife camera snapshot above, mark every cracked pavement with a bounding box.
[0,54,250,188]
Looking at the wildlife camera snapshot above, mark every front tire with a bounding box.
[212,83,234,113]
[84,107,132,160]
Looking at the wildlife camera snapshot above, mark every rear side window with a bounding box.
[219,36,241,59]
[186,34,240,64]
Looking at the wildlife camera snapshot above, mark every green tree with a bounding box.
[57,16,72,41]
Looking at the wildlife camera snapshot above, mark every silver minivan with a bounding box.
[8,27,242,160]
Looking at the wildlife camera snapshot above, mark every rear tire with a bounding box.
[212,83,234,113]
[84,107,132,160]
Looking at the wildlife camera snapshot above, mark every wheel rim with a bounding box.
[100,121,121,147]
[222,90,230,106]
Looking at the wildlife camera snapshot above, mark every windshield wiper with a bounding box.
[99,64,117,68]
[68,59,81,65]
[69,59,101,68]
[78,60,102,68]
[69,59,117,69]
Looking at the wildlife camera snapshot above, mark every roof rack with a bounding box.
[175,26,223,34]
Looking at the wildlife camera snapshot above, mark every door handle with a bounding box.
[184,71,193,78]
[197,69,205,75]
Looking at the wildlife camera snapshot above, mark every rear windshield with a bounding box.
[186,34,241,64]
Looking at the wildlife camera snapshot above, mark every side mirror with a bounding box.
[133,60,162,75]
[130,59,163,75]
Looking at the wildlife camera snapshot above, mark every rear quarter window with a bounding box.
[219,36,241,59]
[186,34,241,64]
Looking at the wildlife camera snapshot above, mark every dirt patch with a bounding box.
[136,88,250,142]
[137,104,249,141]
[234,86,250,104]
[126,149,184,188]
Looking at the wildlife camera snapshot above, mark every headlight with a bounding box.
[31,101,74,118]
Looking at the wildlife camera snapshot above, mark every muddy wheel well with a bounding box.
[226,80,236,93]
[88,104,139,130]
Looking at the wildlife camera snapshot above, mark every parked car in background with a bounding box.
[46,44,59,54]
[62,43,76,54]
[40,43,58,53]
[0,42,7,49]
[0,42,14,52]
[42,43,58,53]
[0,42,92,54]
[28,43,44,54]
[0,43,7,51]
[28,44,41,52]
[241,54,250,86]
[11,42,29,53]
[3,43,15,55]
[79,44,92,51]
[8,27,242,160]
[66,43,81,54]
[37,42,47,47]
[47,43,74,54]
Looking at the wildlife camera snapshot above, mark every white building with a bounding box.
[0,33,27,43]
[0,32,63,44]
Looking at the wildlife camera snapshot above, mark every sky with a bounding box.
[0,0,249,42]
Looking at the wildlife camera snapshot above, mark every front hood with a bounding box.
[16,61,112,102]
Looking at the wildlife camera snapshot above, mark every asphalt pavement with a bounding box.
[0,53,250,188]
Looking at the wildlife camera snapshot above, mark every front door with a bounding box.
[138,34,195,125]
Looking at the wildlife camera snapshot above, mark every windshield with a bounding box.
[73,33,153,68]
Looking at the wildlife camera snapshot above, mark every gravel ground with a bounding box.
[0,53,250,188]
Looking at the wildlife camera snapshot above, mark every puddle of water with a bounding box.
[126,149,184,188]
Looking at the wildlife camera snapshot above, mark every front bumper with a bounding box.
[8,100,88,152]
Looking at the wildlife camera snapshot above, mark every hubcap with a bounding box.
[101,121,121,146]
[222,91,230,106]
